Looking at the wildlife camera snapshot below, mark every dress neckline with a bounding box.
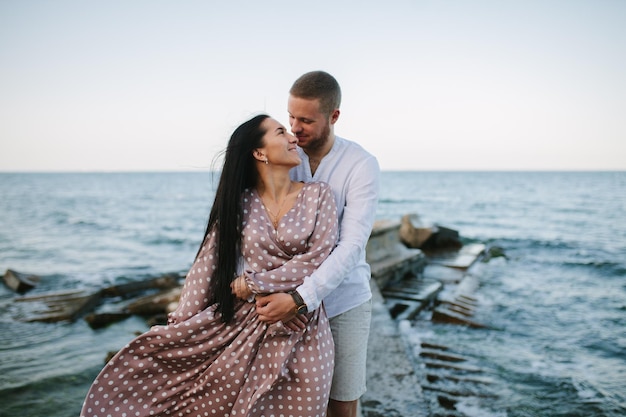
[253,182,306,231]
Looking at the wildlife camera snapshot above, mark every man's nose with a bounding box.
[290,119,302,133]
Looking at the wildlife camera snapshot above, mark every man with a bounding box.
[256,70,380,417]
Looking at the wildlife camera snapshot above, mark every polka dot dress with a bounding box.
[81,182,339,417]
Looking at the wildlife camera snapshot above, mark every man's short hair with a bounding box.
[290,71,341,116]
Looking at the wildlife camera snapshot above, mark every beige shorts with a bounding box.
[328,299,372,401]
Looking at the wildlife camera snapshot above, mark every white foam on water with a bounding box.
[456,397,508,417]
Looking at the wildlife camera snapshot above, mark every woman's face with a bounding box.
[259,118,301,167]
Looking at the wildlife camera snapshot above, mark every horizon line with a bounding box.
[1,169,625,174]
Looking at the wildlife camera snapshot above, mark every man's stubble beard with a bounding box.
[301,122,331,154]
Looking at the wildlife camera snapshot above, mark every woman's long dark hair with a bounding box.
[199,114,269,323]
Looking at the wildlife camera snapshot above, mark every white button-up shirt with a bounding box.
[290,136,380,318]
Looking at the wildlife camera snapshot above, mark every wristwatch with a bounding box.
[290,291,308,314]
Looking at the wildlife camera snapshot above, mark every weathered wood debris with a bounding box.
[366,215,492,329]
[3,269,40,293]
[4,272,183,326]
[363,213,506,417]
[371,214,493,329]
[399,213,463,253]
[350,223,511,417]
[15,289,102,323]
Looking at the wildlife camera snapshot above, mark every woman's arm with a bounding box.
[244,183,338,293]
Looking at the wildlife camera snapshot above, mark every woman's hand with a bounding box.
[231,274,253,300]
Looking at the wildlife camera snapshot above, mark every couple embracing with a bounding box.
[81,71,379,417]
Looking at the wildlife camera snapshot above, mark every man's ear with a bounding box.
[330,109,340,125]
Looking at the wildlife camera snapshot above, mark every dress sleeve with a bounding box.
[244,183,339,296]
[296,156,380,311]
[167,230,218,324]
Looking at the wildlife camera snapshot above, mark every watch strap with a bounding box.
[290,291,308,314]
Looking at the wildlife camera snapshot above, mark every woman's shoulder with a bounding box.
[299,182,334,207]
[301,181,332,193]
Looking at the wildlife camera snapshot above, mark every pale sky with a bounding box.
[1,0,625,172]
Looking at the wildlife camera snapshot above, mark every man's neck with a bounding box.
[304,135,335,176]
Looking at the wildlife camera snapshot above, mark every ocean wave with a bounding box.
[0,321,71,350]
[0,370,94,416]
[560,260,626,276]
[144,236,189,246]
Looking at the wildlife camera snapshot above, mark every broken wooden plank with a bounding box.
[426,243,486,270]
[421,342,450,351]
[442,303,474,317]
[366,218,427,288]
[126,287,182,315]
[422,264,466,283]
[457,294,478,305]
[84,312,132,329]
[423,359,483,373]
[15,289,92,303]
[399,214,462,252]
[385,299,425,321]
[3,269,40,293]
[441,298,476,311]
[369,250,426,288]
[382,278,443,320]
[420,349,468,363]
[432,306,487,329]
[382,280,443,303]
[11,274,184,324]
[100,273,181,297]
[18,290,103,323]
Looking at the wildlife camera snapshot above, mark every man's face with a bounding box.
[287,95,331,153]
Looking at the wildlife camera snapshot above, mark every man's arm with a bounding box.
[297,155,380,309]
[256,155,380,323]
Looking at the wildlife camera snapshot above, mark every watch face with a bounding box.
[297,305,307,314]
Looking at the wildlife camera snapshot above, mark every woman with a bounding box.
[81,115,339,417]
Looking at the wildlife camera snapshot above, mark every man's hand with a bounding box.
[256,293,308,330]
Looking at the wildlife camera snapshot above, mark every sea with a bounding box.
[0,171,624,417]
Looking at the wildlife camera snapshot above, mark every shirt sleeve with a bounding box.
[244,183,339,296]
[296,155,380,311]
